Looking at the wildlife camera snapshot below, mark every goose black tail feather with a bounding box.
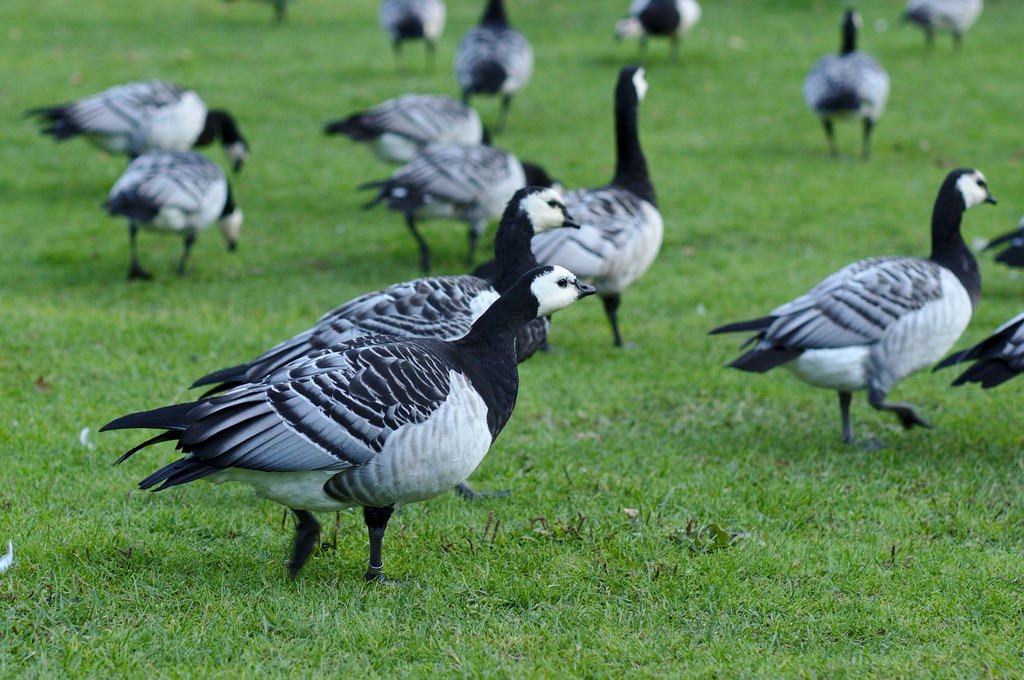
[983,228,1022,251]
[323,114,375,140]
[114,430,180,465]
[102,402,196,434]
[709,316,776,335]
[139,458,221,490]
[191,363,250,390]
[728,347,802,373]
[103,193,160,222]
[950,361,1017,389]
[994,247,1024,268]
[469,62,507,95]
[25,105,81,140]
[933,349,970,371]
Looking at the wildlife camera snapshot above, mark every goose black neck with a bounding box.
[458,282,538,352]
[840,13,857,55]
[197,110,244,147]
[491,211,538,293]
[481,0,508,26]
[220,182,236,218]
[929,182,980,306]
[612,82,656,206]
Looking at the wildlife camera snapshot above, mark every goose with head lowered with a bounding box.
[523,66,661,348]
[379,0,446,69]
[614,0,701,61]
[934,312,1024,388]
[104,151,243,280]
[102,265,596,582]
[324,94,482,164]
[710,169,995,444]
[27,80,249,172]
[455,0,533,133]
[359,143,556,272]
[902,0,983,50]
[803,10,890,160]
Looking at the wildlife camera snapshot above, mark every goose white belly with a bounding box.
[375,133,422,163]
[599,201,663,293]
[143,91,206,152]
[786,345,871,392]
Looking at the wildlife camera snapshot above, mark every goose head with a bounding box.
[618,65,648,104]
[954,169,997,209]
[514,185,579,235]
[527,265,597,316]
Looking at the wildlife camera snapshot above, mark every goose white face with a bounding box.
[956,171,994,209]
[218,208,243,249]
[520,187,574,234]
[530,265,596,316]
[632,68,649,102]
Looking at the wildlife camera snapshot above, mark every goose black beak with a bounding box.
[985,193,998,205]
[562,212,581,229]
[577,282,597,298]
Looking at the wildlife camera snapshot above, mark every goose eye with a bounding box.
[977,179,988,189]
[547,200,558,208]
[557,278,569,288]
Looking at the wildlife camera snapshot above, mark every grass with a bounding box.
[3,0,1024,675]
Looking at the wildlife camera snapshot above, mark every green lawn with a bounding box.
[3,0,1024,676]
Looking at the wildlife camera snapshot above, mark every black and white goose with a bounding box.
[803,10,890,159]
[104,151,243,280]
[903,0,983,49]
[27,80,250,171]
[324,94,482,163]
[935,313,1024,388]
[102,265,596,581]
[379,0,447,68]
[710,169,996,444]
[360,143,556,272]
[614,0,701,61]
[527,66,661,348]
[454,0,533,133]
[981,215,1024,269]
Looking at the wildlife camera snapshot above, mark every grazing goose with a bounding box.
[803,10,890,160]
[981,215,1024,268]
[903,0,983,49]
[324,94,482,163]
[379,0,447,68]
[527,66,661,348]
[935,312,1024,388]
[102,265,596,581]
[192,185,577,397]
[27,80,250,171]
[360,143,556,272]
[455,0,533,133]
[104,151,243,280]
[614,0,701,61]
[710,169,996,444]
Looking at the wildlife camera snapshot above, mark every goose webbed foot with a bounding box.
[454,481,511,502]
[128,262,153,281]
[363,505,396,583]
[868,388,931,431]
[288,509,321,579]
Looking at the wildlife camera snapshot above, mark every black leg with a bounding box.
[601,293,624,347]
[454,481,511,501]
[363,505,395,582]
[426,40,436,71]
[861,118,875,160]
[462,90,471,106]
[288,509,320,578]
[273,0,286,23]
[925,27,935,49]
[838,391,854,444]
[177,232,197,276]
[127,223,152,281]
[669,36,680,62]
[495,95,513,134]
[953,31,963,51]
[638,36,649,62]
[822,119,838,158]
[404,213,431,273]
[868,387,931,431]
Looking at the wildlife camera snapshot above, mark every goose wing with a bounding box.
[804,53,889,115]
[390,144,516,206]
[937,312,1024,387]
[363,96,475,145]
[456,26,533,93]
[63,81,190,137]
[107,151,222,216]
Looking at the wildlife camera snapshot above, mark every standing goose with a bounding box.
[710,169,995,443]
[104,151,243,280]
[27,80,250,171]
[359,143,556,272]
[903,0,983,49]
[981,215,1024,268]
[614,0,701,61]
[454,0,533,133]
[324,94,482,163]
[379,0,447,68]
[102,265,596,581]
[935,313,1024,388]
[803,10,890,159]
[528,66,661,348]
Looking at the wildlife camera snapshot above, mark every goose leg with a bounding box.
[454,481,511,501]
[868,387,931,431]
[495,95,513,134]
[838,391,854,443]
[952,31,963,50]
[273,0,286,23]
[861,118,875,160]
[467,221,485,266]
[822,119,838,158]
[669,36,680,62]
[127,222,152,281]
[404,213,432,273]
[363,505,395,582]
[638,36,649,62]
[177,232,197,277]
[288,509,320,578]
[924,27,935,49]
[426,40,436,71]
[601,293,625,347]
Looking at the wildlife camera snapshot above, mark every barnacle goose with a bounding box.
[104,151,243,280]
[981,215,1024,268]
[710,169,996,444]
[379,0,446,68]
[903,0,983,49]
[803,10,890,160]
[527,66,661,348]
[935,313,1024,388]
[27,80,250,171]
[614,0,701,61]
[454,0,533,133]
[360,143,556,272]
[102,265,596,581]
[324,94,482,163]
